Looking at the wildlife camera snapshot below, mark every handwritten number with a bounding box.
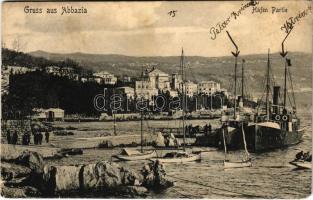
[168,10,178,17]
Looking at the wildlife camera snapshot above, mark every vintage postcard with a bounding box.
[1,0,312,198]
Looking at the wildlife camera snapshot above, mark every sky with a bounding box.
[2,1,312,57]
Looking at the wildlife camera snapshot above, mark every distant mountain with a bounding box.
[29,50,311,103]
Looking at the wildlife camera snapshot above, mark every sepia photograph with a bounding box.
[1,0,312,198]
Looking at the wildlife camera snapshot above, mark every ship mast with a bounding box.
[265,49,270,121]
[241,59,245,107]
[140,65,144,153]
[113,87,117,135]
[234,57,238,119]
[226,31,240,120]
[180,48,186,151]
[279,29,292,110]
[283,58,287,109]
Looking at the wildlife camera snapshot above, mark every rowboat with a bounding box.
[224,159,252,169]
[150,152,201,163]
[222,123,252,169]
[289,161,312,169]
[113,148,157,161]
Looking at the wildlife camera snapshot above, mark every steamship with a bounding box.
[244,50,304,152]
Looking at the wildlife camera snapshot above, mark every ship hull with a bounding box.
[245,123,303,152]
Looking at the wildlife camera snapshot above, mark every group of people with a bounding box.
[295,151,312,162]
[6,130,19,145]
[185,123,212,136]
[6,130,50,145]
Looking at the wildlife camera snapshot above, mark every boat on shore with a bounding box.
[113,148,157,161]
[150,151,201,163]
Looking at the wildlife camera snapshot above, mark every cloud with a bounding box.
[3,2,162,34]
[2,1,312,56]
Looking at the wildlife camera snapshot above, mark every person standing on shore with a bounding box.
[22,133,28,145]
[38,132,43,145]
[12,131,18,145]
[204,124,208,136]
[208,123,212,133]
[45,131,50,143]
[33,132,38,145]
[6,130,11,144]
[26,132,31,145]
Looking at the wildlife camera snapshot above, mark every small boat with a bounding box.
[289,151,312,169]
[222,123,252,169]
[150,48,201,164]
[224,159,252,169]
[151,151,201,163]
[113,67,156,161]
[289,161,312,169]
[113,148,157,161]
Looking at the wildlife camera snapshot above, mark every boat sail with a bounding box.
[151,48,201,163]
[113,66,156,161]
[244,49,303,152]
[223,123,252,168]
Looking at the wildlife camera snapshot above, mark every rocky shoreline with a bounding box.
[1,145,173,198]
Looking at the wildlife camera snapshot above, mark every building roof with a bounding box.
[148,67,168,76]
[46,108,65,112]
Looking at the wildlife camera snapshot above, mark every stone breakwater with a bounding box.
[1,145,173,198]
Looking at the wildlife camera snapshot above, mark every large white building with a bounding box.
[197,81,221,95]
[135,67,172,99]
[93,71,117,85]
[135,80,158,99]
[185,81,198,97]
[147,67,171,92]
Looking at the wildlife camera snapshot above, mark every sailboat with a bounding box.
[113,66,157,161]
[244,49,303,152]
[150,48,201,163]
[223,123,252,168]
[219,58,251,150]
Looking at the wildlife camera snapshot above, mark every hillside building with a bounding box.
[197,81,221,95]
[93,71,117,85]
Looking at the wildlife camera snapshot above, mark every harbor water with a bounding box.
[46,113,312,198]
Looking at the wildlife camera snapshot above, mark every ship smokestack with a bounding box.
[273,86,280,113]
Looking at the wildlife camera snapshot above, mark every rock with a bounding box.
[59,148,83,156]
[118,186,148,197]
[1,162,32,182]
[120,167,143,186]
[53,130,74,136]
[167,138,175,147]
[42,165,82,193]
[81,161,122,190]
[141,161,174,189]
[1,144,24,161]
[16,151,45,174]
[1,185,27,198]
[154,132,165,147]
[1,185,40,198]
[98,140,114,148]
